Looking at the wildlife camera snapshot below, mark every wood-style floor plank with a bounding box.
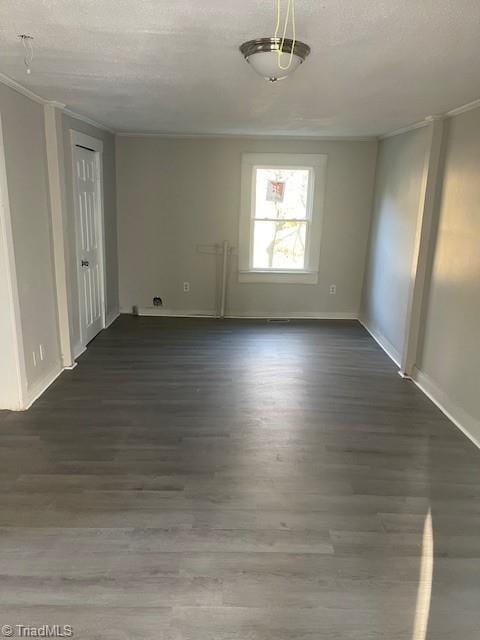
[0,316,479,639]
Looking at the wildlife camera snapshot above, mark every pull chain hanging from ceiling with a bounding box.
[274,0,296,71]
[239,0,310,82]
[18,34,34,75]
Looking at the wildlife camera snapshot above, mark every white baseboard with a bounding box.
[14,313,120,410]
[226,311,357,320]
[135,307,217,318]
[359,318,401,367]
[412,368,480,450]
[73,343,87,360]
[105,309,120,328]
[23,364,64,410]
[131,307,357,321]
[70,312,119,363]
[357,318,480,451]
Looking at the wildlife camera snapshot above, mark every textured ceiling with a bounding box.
[0,0,479,135]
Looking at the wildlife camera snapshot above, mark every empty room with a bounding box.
[0,1,479,638]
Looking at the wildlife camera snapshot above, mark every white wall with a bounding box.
[361,126,430,363]
[117,136,377,317]
[417,108,480,436]
[0,83,62,399]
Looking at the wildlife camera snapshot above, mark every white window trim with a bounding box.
[238,153,327,284]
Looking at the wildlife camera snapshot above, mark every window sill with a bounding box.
[238,270,318,285]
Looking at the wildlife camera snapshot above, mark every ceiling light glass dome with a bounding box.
[240,37,311,82]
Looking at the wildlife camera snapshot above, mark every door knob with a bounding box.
[81,260,89,267]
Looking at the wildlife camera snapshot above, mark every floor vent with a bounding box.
[267,318,290,323]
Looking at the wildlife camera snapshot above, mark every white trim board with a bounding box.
[134,307,216,318]
[44,103,75,368]
[446,97,480,117]
[0,72,114,133]
[0,71,48,106]
[360,318,480,452]
[238,270,319,285]
[63,108,114,134]
[105,310,121,328]
[73,343,87,360]
[131,308,357,321]
[412,368,480,450]
[2,68,479,140]
[24,364,64,410]
[226,311,357,320]
[380,99,480,140]
[379,119,431,140]
[71,130,104,154]
[116,131,376,141]
[400,117,445,376]
[359,319,401,367]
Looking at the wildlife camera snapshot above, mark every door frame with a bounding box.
[70,130,107,351]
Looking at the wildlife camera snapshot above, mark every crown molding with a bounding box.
[380,97,480,140]
[424,114,445,122]
[378,119,430,140]
[0,71,47,105]
[115,131,376,142]
[446,97,480,117]
[1,67,479,141]
[46,100,67,110]
[63,107,115,134]
[0,71,115,134]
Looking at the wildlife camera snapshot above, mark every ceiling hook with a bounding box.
[18,34,34,75]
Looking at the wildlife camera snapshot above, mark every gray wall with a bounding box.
[361,126,430,362]
[0,83,119,408]
[117,136,377,317]
[0,144,22,408]
[361,109,480,437]
[418,108,480,426]
[62,114,119,352]
[0,83,61,391]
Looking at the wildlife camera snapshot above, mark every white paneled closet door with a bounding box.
[73,145,104,346]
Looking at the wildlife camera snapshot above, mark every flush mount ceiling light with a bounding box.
[240,0,311,82]
[240,38,310,82]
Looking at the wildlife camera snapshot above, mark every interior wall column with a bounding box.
[44,102,75,369]
[400,116,445,377]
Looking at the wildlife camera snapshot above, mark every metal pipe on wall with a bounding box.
[219,240,229,319]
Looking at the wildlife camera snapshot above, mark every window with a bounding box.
[238,153,327,284]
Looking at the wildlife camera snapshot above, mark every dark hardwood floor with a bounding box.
[0,316,479,639]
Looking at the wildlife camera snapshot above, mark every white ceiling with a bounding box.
[1,1,480,136]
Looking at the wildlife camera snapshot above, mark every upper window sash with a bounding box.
[251,165,315,222]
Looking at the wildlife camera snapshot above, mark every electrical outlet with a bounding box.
[329,284,337,295]
[39,344,44,361]
[183,282,190,293]
[32,351,37,367]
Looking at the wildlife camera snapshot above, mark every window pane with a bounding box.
[253,220,307,269]
[255,168,310,220]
